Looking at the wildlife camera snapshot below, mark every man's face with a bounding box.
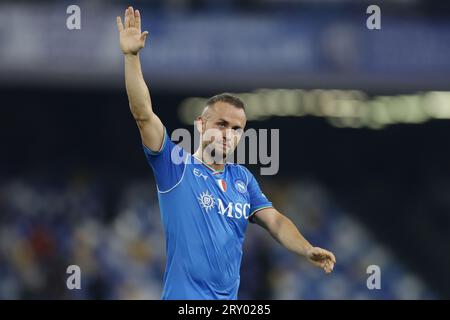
[197,102,246,162]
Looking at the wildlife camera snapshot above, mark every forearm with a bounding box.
[124,53,153,120]
[268,214,313,257]
[255,208,336,272]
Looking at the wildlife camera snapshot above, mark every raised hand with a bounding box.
[117,6,149,55]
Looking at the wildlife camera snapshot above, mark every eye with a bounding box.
[233,128,243,135]
[217,123,226,129]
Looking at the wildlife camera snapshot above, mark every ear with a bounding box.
[195,116,204,134]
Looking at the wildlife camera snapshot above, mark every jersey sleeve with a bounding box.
[244,168,273,223]
[142,127,187,193]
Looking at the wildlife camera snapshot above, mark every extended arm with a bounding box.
[117,6,164,151]
[252,207,336,273]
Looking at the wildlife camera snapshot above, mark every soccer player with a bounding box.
[117,6,336,300]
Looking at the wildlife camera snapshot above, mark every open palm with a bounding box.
[117,6,149,55]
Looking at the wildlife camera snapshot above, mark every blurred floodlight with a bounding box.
[179,89,450,129]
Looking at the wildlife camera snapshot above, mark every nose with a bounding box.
[222,129,234,142]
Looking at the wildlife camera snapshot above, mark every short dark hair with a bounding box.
[206,93,245,111]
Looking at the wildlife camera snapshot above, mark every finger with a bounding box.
[311,251,326,261]
[330,252,336,264]
[124,8,130,28]
[314,249,336,263]
[135,9,141,31]
[323,251,336,264]
[116,16,124,32]
[140,31,149,42]
[321,260,328,272]
[129,6,135,28]
[315,251,326,258]
[324,261,332,273]
[310,249,321,258]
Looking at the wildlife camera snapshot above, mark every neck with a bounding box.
[193,148,226,172]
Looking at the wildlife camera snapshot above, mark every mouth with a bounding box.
[215,141,230,151]
[222,142,231,149]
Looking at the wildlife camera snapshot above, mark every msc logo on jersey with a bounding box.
[234,180,247,194]
[198,190,250,219]
[217,199,251,219]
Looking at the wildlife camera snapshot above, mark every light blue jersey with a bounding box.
[143,128,273,300]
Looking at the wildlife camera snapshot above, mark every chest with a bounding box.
[187,165,251,221]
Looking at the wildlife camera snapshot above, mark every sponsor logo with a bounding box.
[193,168,208,180]
[217,198,251,220]
[198,191,215,211]
[198,190,251,220]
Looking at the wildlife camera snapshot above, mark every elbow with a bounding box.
[133,113,151,122]
[130,104,153,122]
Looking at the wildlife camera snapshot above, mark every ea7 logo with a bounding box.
[217,199,250,219]
[193,168,208,180]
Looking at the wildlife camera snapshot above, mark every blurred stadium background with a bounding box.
[1,0,450,299]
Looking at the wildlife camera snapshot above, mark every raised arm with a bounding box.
[117,6,164,151]
[252,207,336,273]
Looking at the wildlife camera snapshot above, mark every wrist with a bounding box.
[300,243,313,257]
[124,52,140,59]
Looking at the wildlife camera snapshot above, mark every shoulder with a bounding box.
[227,163,254,185]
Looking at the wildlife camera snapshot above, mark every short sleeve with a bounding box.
[142,128,187,192]
[244,168,273,223]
